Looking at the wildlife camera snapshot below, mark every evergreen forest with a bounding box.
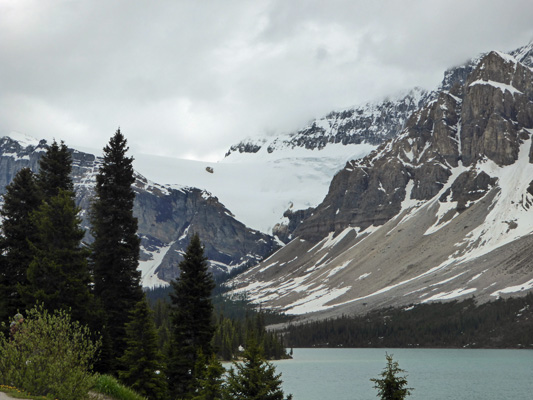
[0,130,292,400]
[286,294,533,349]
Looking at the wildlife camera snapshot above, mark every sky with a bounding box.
[1,0,533,162]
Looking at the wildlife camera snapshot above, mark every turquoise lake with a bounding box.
[271,348,533,399]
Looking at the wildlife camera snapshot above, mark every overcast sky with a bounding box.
[1,0,532,161]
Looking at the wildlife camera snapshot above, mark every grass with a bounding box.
[91,375,147,400]
[0,384,52,399]
[1,375,146,400]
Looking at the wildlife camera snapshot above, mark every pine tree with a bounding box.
[36,140,73,199]
[0,168,41,322]
[191,352,225,400]
[23,189,93,326]
[223,339,291,400]
[167,233,215,399]
[370,353,413,400]
[14,140,96,327]
[91,128,143,372]
[118,297,168,400]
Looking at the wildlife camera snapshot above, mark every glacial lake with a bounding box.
[271,348,533,400]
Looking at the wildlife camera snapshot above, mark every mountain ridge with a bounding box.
[229,48,533,318]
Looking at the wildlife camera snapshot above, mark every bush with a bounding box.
[0,305,100,400]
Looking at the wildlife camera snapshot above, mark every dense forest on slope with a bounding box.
[286,295,533,349]
[146,285,292,360]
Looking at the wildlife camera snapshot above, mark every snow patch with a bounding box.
[286,285,352,315]
[4,132,40,147]
[469,79,523,96]
[139,242,174,288]
[326,260,351,278]
[491,279,533,297]
[421,288,477,303]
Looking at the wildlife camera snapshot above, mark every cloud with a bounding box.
[0,0,532,161]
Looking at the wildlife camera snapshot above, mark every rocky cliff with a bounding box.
[230,49,533,318]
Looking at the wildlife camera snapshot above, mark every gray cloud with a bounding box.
[1,0,532,161]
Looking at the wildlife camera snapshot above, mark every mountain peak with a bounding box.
[2,132,42,148]
[229,43,533,317]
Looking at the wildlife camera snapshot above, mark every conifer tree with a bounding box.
[167,233,215,399]
[370,353,413,400]
[23,189,93,326]
[118,297,168,400]
[91,128,143,372]
[223,339,291,400]
[191,352,225,400]
[14,140,97,327]
[36,140,73,199]
[0,168,41,322]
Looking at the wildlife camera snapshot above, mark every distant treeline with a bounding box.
[286,294,533,349]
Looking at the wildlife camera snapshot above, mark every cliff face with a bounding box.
[230,50,533,318]
[292,51,533,242]
[0,138,279,286]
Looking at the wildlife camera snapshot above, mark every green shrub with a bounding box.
[0,305,100,400]
[93,374,147,400]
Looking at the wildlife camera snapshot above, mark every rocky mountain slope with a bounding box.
[0,134,279,287]
[224,42,533,242]
[230,49,533,318]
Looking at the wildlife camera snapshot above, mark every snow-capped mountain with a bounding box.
[0,136,279,288]
[216,42,533,242]
[3,42,533,295]
[226,87,429,156]
[229,49,533,317]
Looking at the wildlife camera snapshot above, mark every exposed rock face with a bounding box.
[133,179,279,282]
[0,138,46,191]
[461,52,533,166]
[0,139,279,285]
[291,51,533,242]
[273,207,314,243]
[230,47,533,319]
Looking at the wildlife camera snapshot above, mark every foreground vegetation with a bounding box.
[286,293,533,348]
[0,306,99,400]
[92,375,147,400]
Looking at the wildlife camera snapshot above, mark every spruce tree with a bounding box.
[167,233,215,399]
[91,128,143,372]
[370,353,413,400]
[13,140,97,327]
[118,297,168,400]
[23,189,93,326]
[223,339,291,400]
[36,140,73,199]
[191,352,225,400]
[0,168,41,322]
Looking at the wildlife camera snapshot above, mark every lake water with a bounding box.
[272,348,533,400]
